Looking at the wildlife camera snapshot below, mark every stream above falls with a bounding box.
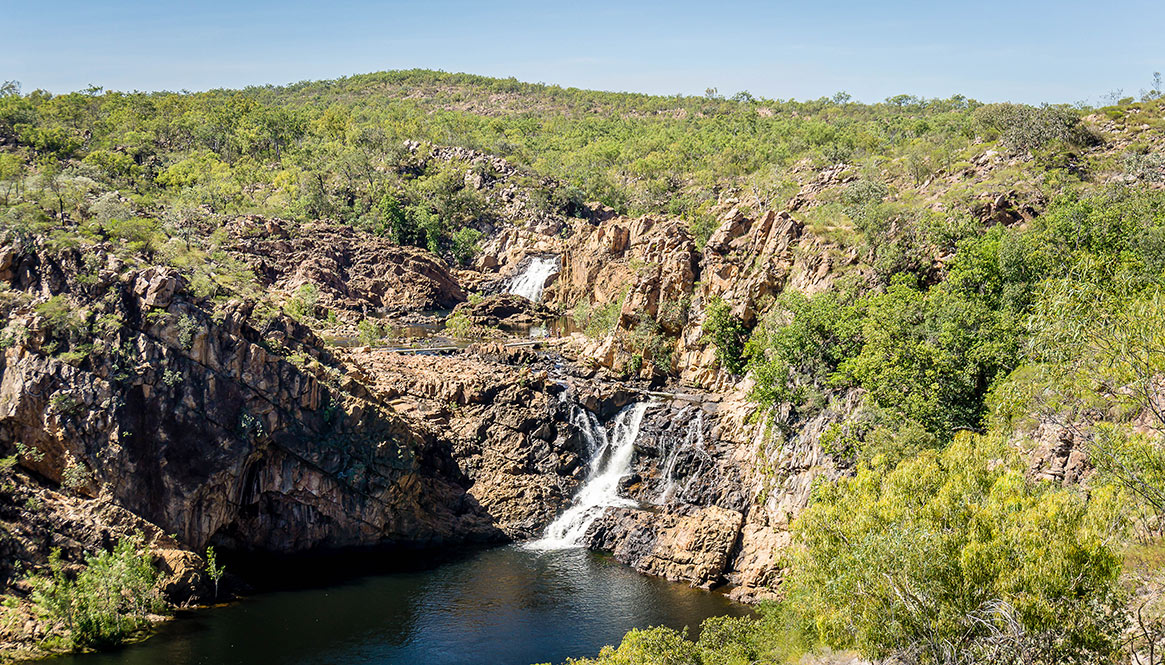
[39,545,749,665]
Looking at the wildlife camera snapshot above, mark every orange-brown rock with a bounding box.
[229,221,466,315]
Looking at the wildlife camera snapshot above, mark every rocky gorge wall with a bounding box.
[452,200,856,601]
[0,177,859,620]
[0,240,595,606]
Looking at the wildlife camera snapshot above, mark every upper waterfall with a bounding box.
[507,256,560,303]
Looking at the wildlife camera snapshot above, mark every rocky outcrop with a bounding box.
[451,293,556,327]
[1026,423,1091,485]
[0,241,584,570]
[339,349,584,538]
[227,220,466,316]
[0,193,859,616]
[587,504,743,588]
[537,389,857,601]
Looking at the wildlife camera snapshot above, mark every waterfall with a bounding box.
[528,402,650,550]
[658,410,704,504]
[508,256,559,303]
[570,404,608,460]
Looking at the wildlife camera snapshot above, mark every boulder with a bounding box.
[133,266,182,309]
[586,504,744,589]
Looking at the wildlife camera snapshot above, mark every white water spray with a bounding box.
[529,402,650,550]
[508,256,559,303]
[658,410,704,504]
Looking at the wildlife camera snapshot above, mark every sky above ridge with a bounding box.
[4,0,1163,104]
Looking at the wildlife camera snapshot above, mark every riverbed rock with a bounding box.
[451,293,556,327]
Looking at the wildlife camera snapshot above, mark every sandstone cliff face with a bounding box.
[339,347,586,538]
[2,191,860,613]
[438,201,858,599]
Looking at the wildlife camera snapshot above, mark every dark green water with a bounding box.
[41,545,748,665]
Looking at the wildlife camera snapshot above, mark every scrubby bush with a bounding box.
[574,296,623,339]
[784,434,1128,665]
[356,318,389,345]
[701,296,748,374]
[30,533,165,648]
[449,227,483,266]
[973,103,1096,154]
[839,278,1019,436]
[284,283,320,320]
[443,311,476,338]
[746,289,863,414]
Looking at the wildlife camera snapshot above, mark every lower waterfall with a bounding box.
[528,402,650,550]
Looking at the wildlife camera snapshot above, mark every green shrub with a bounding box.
[627,314,674,373]
[100,217,162,255]
[35,295,87,342]
[284,283,320,320]
[574,297,623,339]
[973,103,1096,153]
[61,462,89,491]
[174,313,199,349]
[839,278,1018,437]
[624,353,643,376]
[449,227,483,266]
[565,626,700,665]
[746,289,863,414]
[701,296,748,374]
[444,311,475,338]
[30,533,165,648]
[784,434,1127,664]
[356,317,388,345]
[205,546,225,600]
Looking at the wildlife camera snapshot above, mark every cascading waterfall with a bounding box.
[657,409,704,504]
[508,256,559,303]
[528,402,650,550]
[570,403,608,459]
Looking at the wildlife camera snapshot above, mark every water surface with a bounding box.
[42,545,748,665]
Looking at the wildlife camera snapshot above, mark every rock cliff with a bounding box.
[0,240,585,602]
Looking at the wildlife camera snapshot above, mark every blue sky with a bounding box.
[3,0,1162,104]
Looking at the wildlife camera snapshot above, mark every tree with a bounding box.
[701,296,748,374]
[746,289,863,414]
[205,546,225,600]
[839,279,1018,437]
[0,152,24,205]
[998,276,1165,527]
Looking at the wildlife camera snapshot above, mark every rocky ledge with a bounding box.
[450,293,557,328]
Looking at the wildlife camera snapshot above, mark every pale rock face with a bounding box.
[1025,423,1092,485]
[227,221,466,316]
[448,203,862,601]
[134,266,182,309]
